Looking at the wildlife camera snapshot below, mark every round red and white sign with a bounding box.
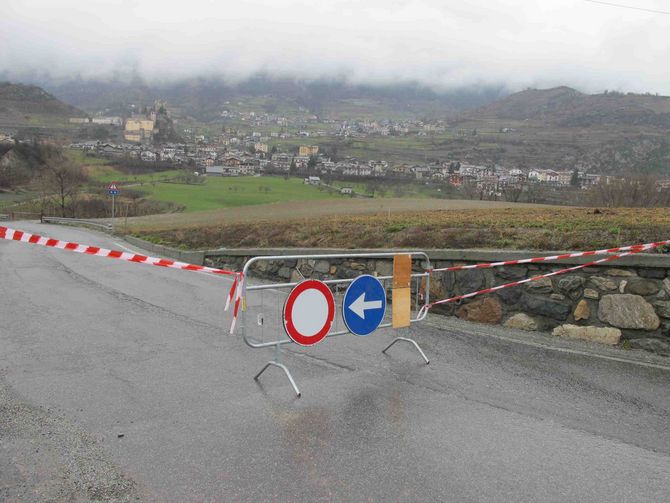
[283,280,335,346]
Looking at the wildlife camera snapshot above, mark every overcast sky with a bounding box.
[1,0,670,94]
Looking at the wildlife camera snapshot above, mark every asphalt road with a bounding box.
[1,222,670,502]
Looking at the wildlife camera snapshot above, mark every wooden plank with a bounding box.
[392,287,411,328]
[393,254,411,289]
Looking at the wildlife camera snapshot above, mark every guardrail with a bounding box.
[0,214,8,221]
[41,216,113,232]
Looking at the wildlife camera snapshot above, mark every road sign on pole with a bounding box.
[108,183,119,220]
[343,274,387,336]
[283,280,335,346]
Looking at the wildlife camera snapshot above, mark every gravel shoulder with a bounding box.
[0,372,142,503]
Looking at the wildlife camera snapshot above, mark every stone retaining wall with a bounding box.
[123,237,670,355]
[202,247,670,355]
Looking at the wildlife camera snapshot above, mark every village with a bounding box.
[57,105,621,197]
[66,136,610,191]
[2,97,664,202]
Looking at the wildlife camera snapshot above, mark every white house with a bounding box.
[206,165,240,176]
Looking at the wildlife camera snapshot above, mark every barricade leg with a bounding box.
[382,337,430,364]
[254,344,301,397]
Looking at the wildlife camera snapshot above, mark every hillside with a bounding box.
[446,87,670,175]
[2,78,668,176]
[0,141,58,188]
[0,82,84,125]
[37,76,507,121]
[471,86,670,128]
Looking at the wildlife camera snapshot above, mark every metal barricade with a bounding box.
[239,252,431,396]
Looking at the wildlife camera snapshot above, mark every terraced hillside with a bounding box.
[0,82,84,128]
[445,87,670,175]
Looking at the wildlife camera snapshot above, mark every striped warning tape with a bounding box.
[229,274,244,335]
[0,225,244,334]
[420,239,670,315]
[430,240,670,272]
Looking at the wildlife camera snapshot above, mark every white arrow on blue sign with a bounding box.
[342,274,387,336]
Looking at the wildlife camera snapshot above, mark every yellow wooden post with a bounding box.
[392,254,412,328]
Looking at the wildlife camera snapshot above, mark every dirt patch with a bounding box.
[134,207,670,252]
[123,198,556,233]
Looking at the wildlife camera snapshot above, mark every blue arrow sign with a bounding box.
[108,189,119,196]
[343,274,387,336]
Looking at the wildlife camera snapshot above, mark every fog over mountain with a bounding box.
[2,0,670,95]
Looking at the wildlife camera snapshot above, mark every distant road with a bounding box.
[1,222,669,502]
[123,197,556,231]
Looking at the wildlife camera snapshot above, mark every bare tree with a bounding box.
[459,182,480,200]
[524,183,548,204]
[40,150,88,217]
[502,184,524,202]
[589,176,670,207]
[365,180,380,196]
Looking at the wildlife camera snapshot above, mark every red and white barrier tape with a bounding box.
[421,239,670,315]
[229,274,244,335]
[0,225,244,334]
[430,240,670,273]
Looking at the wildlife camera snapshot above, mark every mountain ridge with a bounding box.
[0,82,84,118]
[29,76,508,121]
[468,86,670,127]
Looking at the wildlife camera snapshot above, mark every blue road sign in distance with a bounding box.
[343,274,387,336]
[108,190,119,196]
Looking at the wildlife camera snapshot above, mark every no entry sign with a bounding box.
[283,280,335,346]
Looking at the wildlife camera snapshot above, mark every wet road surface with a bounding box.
[1,222,670,502]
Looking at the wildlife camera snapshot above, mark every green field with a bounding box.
[88,167,182,185]
[83,159,459,213]
[0,190,37,211]
[86,166,345,212]
[67,149,113,166]
[326,179,444,198]
[140,176,343,212]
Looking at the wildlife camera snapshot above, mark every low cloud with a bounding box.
[2,0,670,94]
